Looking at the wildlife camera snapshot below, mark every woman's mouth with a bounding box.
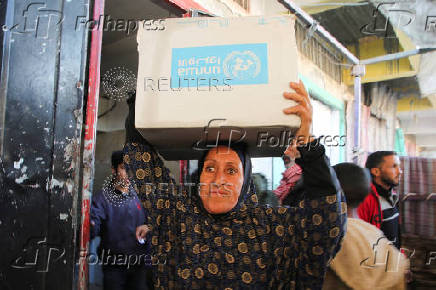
[209,190,232,197]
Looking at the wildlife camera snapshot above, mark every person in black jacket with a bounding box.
[91,151,153,290]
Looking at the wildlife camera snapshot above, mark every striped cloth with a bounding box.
[273,164,302,203]
[398,156,436,238]
[398,156,436,289]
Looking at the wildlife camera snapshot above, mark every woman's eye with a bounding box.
[205,166,215,173]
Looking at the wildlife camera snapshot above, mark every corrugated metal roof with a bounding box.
[311,3,393,46]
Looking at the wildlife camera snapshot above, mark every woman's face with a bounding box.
[199,146,244,214]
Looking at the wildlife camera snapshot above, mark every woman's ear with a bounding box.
[111,168,116,176]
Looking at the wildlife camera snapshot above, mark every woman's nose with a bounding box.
[214,169,226,185]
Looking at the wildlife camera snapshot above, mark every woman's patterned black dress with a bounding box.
[123,139,346,290]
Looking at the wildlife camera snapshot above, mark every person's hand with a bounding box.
[283,81,313,153]
[136,224,150,241]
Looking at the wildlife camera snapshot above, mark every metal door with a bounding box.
[0,0,92,289]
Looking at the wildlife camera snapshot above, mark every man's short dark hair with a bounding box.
[365,151,397,175]
[111,150,124,169]
[333,162,371,208]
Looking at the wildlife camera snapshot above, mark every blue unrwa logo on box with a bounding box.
[170,43,269,88]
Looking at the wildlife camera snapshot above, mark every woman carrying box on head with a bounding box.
[125,81,346,289]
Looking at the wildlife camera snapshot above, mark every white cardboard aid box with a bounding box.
[135,16,300,160]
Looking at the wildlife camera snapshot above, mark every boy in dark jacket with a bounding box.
[91,151,153,290]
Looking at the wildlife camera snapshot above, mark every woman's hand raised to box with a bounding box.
[283,81,314,150]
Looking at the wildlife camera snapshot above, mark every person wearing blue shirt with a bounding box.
[91,150,153,290]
